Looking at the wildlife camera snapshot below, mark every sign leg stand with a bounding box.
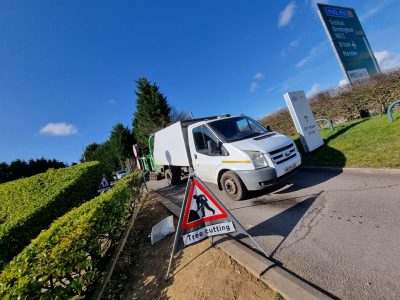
[225,208,271,258]
[195,176,271,258]
[165,174,193,280]
[141,171,148,192]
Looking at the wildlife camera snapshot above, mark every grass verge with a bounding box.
[294,112,400,168]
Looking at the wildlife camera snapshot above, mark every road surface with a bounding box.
[147,168,400,299]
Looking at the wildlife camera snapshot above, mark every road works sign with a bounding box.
[97,175,110,193]
[317,3,380,83]
[182,178,228,229]
[166,173,270,278]
[181,178,235,245]
[284,90,324,153]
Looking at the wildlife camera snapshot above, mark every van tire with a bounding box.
[165,167,180,185]
[221,171,247,201]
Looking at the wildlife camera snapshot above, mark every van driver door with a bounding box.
[189,125,223,183]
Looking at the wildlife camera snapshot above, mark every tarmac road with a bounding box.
[147,168,400,300]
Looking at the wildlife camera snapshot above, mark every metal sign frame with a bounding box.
[166,173,269,279]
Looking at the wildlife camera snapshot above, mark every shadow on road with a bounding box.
[154,180,187,203]
[230,193,321,258]
[244,167,341,198]
[274,168,342,194]
[247,192,321,256]
[153,167,341,205]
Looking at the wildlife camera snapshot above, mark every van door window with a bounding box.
[192,125,223,156]
[193,126,207,152]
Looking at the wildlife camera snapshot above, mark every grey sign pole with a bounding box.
[141,171,148,192]
[165,173,193,279]
[194,176,270,259]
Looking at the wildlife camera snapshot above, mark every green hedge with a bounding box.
[0,173,143,299]
[259,69,400,136]
[0,162,103,268]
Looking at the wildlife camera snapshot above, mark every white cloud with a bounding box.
[306,83,321,98]
[39,122,78,136]
[281,39,299,57]
[250,81,259,93]
[374,50,400,70]
[289,40,299,49]
[278,80,291,93]
[296,46,318,68]
[360,7,381,21]
[278,2,296,28]
[338,78,349,87]
[254,72,264,80]
[250,72,264,92]
[360,1,392,21]
[266,86,275,92]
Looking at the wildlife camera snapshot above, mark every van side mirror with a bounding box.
[266,125,272,132]
[207,140,220,155]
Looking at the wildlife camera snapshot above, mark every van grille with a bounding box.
[269,143,296,164]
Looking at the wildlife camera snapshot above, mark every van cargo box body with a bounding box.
[153,122,190,167]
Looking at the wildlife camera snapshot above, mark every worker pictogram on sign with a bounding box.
[97,174,111,193]
[99,174,109,188]
[182,178,228,229]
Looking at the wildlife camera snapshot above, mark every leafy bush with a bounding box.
[0,173,143,299]
[0,162,103,268]
[259,69,400,135]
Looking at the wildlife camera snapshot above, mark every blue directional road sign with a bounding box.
[317,3,380,83]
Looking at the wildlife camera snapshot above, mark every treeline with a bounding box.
[81,77,190,173]
[0,158,67,184]
[259,68,400,136]
[81,123,134,175]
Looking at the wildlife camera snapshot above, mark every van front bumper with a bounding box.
[236,165,300,191]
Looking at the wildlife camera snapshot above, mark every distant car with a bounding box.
[116,170,127,180]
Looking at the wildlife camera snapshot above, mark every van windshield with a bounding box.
[208,117,269,142]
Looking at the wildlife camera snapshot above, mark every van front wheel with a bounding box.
[221,171,247,201]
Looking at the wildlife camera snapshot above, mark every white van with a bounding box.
[153,115,301,200]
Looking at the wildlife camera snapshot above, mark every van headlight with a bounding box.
[244,151,269,169]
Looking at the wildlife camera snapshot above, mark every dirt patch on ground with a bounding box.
[102,196,277,300]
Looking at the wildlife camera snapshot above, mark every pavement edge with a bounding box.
[302,165,400,175]
[152,190,333,300]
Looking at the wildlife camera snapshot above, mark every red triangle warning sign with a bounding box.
[182,178,228,229]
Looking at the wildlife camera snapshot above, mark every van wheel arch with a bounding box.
[164,165,181,185]
[220,171,247,201]
[217,169,230,190]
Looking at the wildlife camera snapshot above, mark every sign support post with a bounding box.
[165,172,194,279]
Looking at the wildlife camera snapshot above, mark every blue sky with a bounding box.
[1,0,399,163]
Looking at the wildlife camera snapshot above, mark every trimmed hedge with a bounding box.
[0,173,143,298]
[259,69,400,136]
[0,162,103,268]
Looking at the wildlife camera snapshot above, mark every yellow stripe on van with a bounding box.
[222,160,251,164]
